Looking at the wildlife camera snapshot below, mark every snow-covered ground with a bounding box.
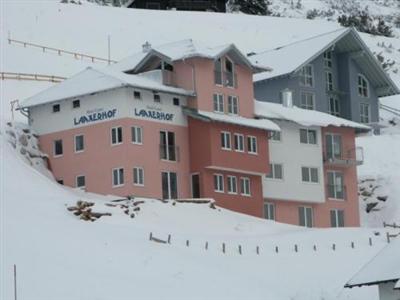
[1,121,395,300]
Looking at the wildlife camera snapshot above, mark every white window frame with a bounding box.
[327,170,345,200]
[240,177,251,196]
[131,126,143,145]
[214,173,224,193]
[301,166,319,184]
[264,202,275,221]
[112,167,124,187]
[328,96,340,117]
[74,134,85,153]
[360,103,371,124]
[300,64,314,87]
[330,209,345,228]
[133,167,145,186]
[53,139,63,157]
[221,131,231,150]
[299,206,313,228]
[225,56,235,88]
[300,91,315,110]
[325,71,334,91]
[214,58,223,86]
[299,128,318,145]
[247,136,258,154]
[227,175,238,194]
[323,50,333,68]
[213,93,224,113]
[111,126,123,145]
[357,74,369,98]
[268,130,281,142]
[233,133,244,152]
[75,175,86,189]
[227,95,239,115]
[266,163,284,180]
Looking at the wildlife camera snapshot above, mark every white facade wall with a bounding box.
[262,120,325,203]
[29,87,188,135]
[379,282,400,300]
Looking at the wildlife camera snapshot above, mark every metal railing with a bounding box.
[1,72,66,83]
[327,184,347,200]
[324,147,364,166]
[160,144,180,162]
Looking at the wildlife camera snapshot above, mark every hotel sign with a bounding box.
[74,108,117,126]
[134,106,174,122]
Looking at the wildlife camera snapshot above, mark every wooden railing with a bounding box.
[1,72,66,83]
[8,37,116,64]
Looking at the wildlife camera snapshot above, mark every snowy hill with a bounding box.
[1,121,396,300]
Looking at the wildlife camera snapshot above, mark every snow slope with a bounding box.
[1,121,395,300]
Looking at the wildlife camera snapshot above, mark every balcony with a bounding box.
[324,147,364,167]
[160,144,180,162]
[327,184,347,200]
[214,70,237,88]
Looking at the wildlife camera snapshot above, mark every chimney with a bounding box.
[282,89,293,108]
[142,41,152,53]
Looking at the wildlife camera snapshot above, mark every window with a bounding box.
[301,167,319,183]
[330,209,345,227]
[221,132,231,150]
[76,175,85,188]
[328,96,340,117]
[299,206,313,227]
[134,91,141,100]
[72,99,80,108]
[234,133,244,152]
[264,203,275,220]
[52,104,60,113]
[325,71,333,91]
[214,58,223,85]
[213,94,224,113]
[133,167,144,186]
[266,163,283,180]
[358,74,369,98]
[160,131,176,161]
[300,92,315,110]
[300,65,313,87]
[268,130,281,141]
[227,96,238,115]
[74,135,84,153]
[162,172,178,199]
[240,177,251,196]
[360,103,370,124]
[131,126,143,144]
[112,168,124,187]
[247,136,257,154]
[214,174,224,192]
[299,129,317,145]
[325,134,342,160]
[173,97,180,106]
[323,50,333,68]
[227,176,237,194]
[225,57,235,87]
[154,93,161,103]
[327,171,345,199]
[56,179,64,185]
[111,127,123,145]
[54,139,63,157]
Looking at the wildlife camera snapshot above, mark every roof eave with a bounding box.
[345,278,400,289]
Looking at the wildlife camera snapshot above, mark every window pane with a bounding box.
[300,129,308,144]
[117,127,123,143]
[299,207,305,226]
[301,167,309,182]
[308,130,317,144]
[170,172,178,199]
[274,164,283,179]
[119,169,124,185]
[310,168,318,183]
[306,208,313,227]
[75,135,84,152]
[113,169,118,186]
[55,140,63,156]
[330,210,337,227]
[112,128,116,144]
[338,210,344,227]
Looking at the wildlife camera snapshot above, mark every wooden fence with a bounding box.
[8,37,116,64]
[1,72,66,83]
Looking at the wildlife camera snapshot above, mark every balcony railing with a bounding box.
[214,70,237,88]
[160,144,180,162]
[324,147,364,166]
[327,184,347,200]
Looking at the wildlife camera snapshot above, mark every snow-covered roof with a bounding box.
[109,39,271,74]
[345,237,400,288]
[21,67,194,108]
[251,28,399,97]
[183,107,280,131]
[254,101,370,130]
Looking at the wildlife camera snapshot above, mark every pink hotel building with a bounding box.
[21,40,370,228]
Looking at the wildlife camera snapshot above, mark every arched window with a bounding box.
[358,74,369,98]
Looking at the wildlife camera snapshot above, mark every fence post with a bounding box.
[275,246,279,253]
[149,232,152,240]
[332,243,336,251]
[313,245,317,251]
[238,245,242,255]
[205,241,208,250]
[256,246,260,255]
[294,244,298,252]
[186,240,189,247]
[351,241,355,249]
[14,264,17,300]
[369,237,372,246]
[386,232,391,243]
[167,234,171,244]
[222,243,226,254]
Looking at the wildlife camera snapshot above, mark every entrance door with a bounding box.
[162,172,178,199]
[191,174,200,198]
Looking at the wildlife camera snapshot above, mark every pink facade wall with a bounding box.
[265,126,360,227]
[40,118,191,199]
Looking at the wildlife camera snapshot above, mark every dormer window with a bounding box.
[300,65,313,87]
[225,57,235,88]
[358,74,369,98]
[214,58,223,85]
